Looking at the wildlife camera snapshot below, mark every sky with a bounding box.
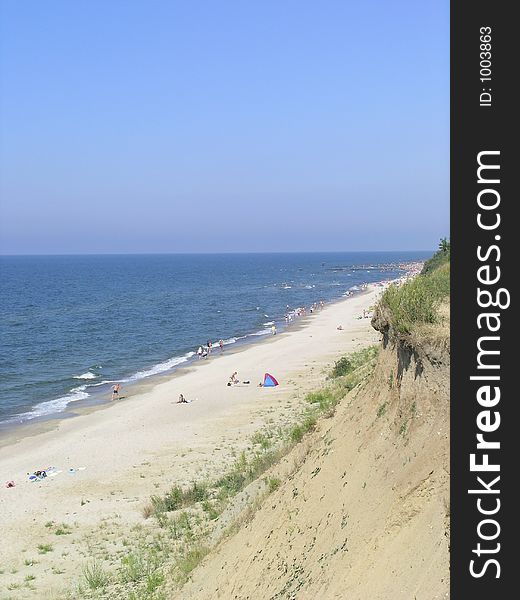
[0,1,449,254]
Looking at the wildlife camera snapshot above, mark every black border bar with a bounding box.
[451,1,515,596]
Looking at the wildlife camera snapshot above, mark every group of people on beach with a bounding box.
[196,339,225,359]
[284,300,325,325]
[108,289,370,405]
[108,270,422,407]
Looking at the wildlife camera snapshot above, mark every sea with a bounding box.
[0,252,431,429]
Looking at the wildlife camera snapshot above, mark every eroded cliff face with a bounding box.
[175,327,450,600]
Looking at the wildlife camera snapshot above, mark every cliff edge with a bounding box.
[175,315,450,599]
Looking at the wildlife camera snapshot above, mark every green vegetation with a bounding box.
[380,241,450,335]
[149,481,209,515]
[331,345,379,379]
[23,559,38,567]
[120,550,161,583]
[81,561,111,590]
[422,237,450,274]
[55,523,73,535]
[376,402,388,418]
[174,545,210,585]
[268,477,281,492]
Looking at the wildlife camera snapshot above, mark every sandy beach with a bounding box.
[0,285,383,597]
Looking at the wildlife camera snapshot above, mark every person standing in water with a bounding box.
[111,383,121,400]
[219,339,224,351]
[271,324,277,335]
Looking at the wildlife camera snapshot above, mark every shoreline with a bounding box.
[0,260,423,438]
[0,284,378,448]
[0,284,385,596]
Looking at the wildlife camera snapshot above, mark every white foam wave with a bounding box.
[251,329,272,337]
[73,371,97,380]
[90,379,122,387]
[128,352,195,381]
[10,387,90,423]
[263,321,275,326]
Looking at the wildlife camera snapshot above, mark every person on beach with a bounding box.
[219,339,224,351]
[177,394,188,403]
[111,383,121,400]
[228,372,239,386]
[197,346,203,359]
[271,324,277,335]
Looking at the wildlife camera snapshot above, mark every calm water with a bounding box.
[0,252,430,426]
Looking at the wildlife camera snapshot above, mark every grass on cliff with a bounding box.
[422,238,450,274]
[381,248,450,335]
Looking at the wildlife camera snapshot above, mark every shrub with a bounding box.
[175,545,209,584]
[216,470,247,497]
[331,346,379,378]
[268,477,281,492]
[120,549,161,583]
[82,561,110,590]
[306,389,335,410]
[290,424,304,443]
[377,402,388,418]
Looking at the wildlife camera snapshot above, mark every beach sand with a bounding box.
[0,287,382,597]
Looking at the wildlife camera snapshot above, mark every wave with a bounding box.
[73,371,97,380]
[128,352,196,381]
[5,351,199,424]
[8,385,90,423]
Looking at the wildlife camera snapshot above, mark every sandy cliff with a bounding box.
[177,318,450,599]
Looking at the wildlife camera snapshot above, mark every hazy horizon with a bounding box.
[0,249,435,257]
[0,1,449,254]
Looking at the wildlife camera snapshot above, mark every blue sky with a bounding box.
[0,1,449,254]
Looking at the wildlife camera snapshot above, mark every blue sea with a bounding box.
[0,252,430,428]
